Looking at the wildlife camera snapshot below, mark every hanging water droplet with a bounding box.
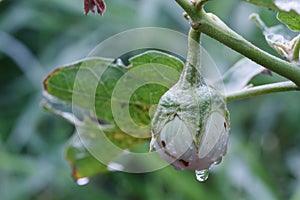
[213,157,222,165]
[195,169,209,182]
[76,177,90,186]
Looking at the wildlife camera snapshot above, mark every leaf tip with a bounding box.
[43,67,62,91]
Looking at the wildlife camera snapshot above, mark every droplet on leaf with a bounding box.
[76,177,90,186]
[107,162,124,171]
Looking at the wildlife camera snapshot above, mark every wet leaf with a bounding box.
[41,94,145,179]
[222,58,265,94]
[66,133,108,180]
[42,50,184,178]
[43,51,183,129]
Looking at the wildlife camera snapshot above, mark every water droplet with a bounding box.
[195,169,209,182]
[76,177,90,186]
[213,157,222,165]
[107,162,124,171]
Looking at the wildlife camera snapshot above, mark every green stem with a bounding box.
[199,12,300,87]
[196,0,209,11]
[179,28,205,88]
[225,81,299,101]
[187,28,200,68]
[175,0,199,20]
[174,0,300,87]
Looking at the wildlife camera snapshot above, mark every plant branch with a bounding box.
[199,12,300,87]
[225,81,299,101]
[196,0,209,11]
[174,1,300,87]
[175,0,198,20]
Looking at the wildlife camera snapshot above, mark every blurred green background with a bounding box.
[1,0,300,199]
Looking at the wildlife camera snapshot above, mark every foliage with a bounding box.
[1,0,300,200]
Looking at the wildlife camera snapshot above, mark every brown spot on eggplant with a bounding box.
[179,159,189,167]
[161,140,166,147]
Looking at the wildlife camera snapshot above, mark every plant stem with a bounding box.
[175,0,199,21]
[174,0,300,87]
[199,12,300,87]
[179,28,205,88]
[196,0,209,11]
[175,0,198,20]
[225,81,299,101]
[187,28,201,67]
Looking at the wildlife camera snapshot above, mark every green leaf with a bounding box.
[41,95,146,179]
[277,11,300,31]
[42,50,184,178]
[66,133,108,180]
[43,51,183,129]
[222,58,266,94]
